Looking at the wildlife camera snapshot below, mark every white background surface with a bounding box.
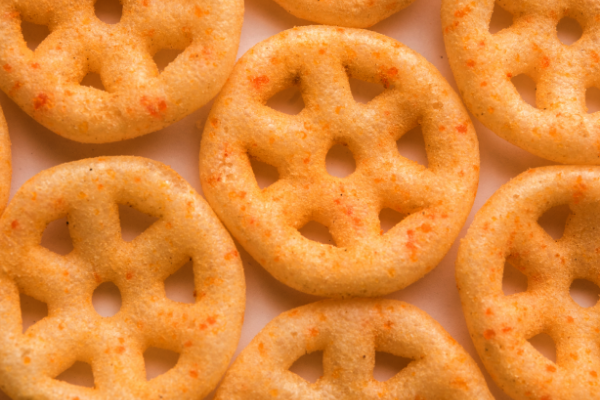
[1,0,598,399]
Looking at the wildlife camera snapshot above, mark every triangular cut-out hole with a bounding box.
[41,217,73,256]
[250,158,279,189]
[289,351,323,384]
[165,259,195,304]
[21,20,50,51]
[299,221,336,246]
[374,352,412,382]
[489,2,513,34]
[154,48,184,73]
[557,17,583,45]
[570,279,600,308]
[92,282,122,317]
[502,261,528,296]
[144,347,180,380]
[266,85,305,115]
[586,87,600,114]
[538,204,570,240]
[95,0,123,24]
[20,293,48,333]
[80,72,106,91]
[349,78,385,104]
[118,204,159,242]
[528,333,557,363]
[55,361,95,388]
[512,74,537,108]
[397,126,428,167]
[326,143,356,178]
[379,208,406,235]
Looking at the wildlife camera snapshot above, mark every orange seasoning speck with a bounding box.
[2,64,11,72]
[466,59,476,67]
[483,329,495,339]
[189,370,198,378]
[541,56,551,68]
[11,220,18,229]
[33,93,50,110]
[546,365,556,372]
[23,357,31,364]
[250,75,270,90]
[456,124,468,133]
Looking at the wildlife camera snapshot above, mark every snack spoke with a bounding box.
[562,204,600,276]
[323,329,375,384]
[300,59,354,115]
[536,70,586,115]
[554,335,600,372]
[91,330,146,388]
[497,292,554,337]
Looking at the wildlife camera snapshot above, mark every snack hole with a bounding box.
[512,74,537,108]
[379,208,406,234]
[92,282,122,317]
[570,279,600,308]
[489,2,513,34]
[80,72,106,92]
[250,158,279,189]
[396,126,428,167]
[266,85,305,115]
[164,259,195,304]
[502,261,528,296]
[289,351,323,383]
[374,352,412,382]
[21,20,50,51]
[55,361,95,388]
[20,293,48,333]
[299,221,336,246]
[537,204,570,240]
[326,143,356,178]
[144,347,180,380]
[557,17,583,46]
[94,0,123,25]
[118,204,159,242]
[349,78,385,104]
[41,217,73,256]
[586,87,600,114]
[154,49,184,73]
[528,333,557,363]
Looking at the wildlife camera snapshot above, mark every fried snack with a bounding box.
[0,157,245,399]
[200,26,479,297]
[442,0,600,164]
[0,105,11,215]
[457,167,600,400]
[0,0,243,143]
[271,0,415,28]
[215,299,495,400]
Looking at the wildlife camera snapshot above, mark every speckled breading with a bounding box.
[199,26,480,298]
[457,167,600,400]
[442,0,600,164]
[0,0,243,143]
[0,105,11,215]
[271,0,415,28]
[0,157,245,400]
[215,299,495,400]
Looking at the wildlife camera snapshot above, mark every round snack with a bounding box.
[271,0,415,28]
[457,167,600,400]
[200,26,480,297]
[0,157,245,399]
[443,0,600,164]
[215,299,495,400]
[0,105,11,214]
[0,0,243,143]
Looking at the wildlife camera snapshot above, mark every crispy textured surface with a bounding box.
[0,105,11,215]
[442,0,600,164]
[457,167,600,400]
[271,0,415,28]
[0,157,245,399]
[200,26,479,297]
[215,299,495,400]
[0,0,243,143]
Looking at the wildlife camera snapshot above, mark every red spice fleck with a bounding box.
[308,327,319,337]
[546,365,556,372]
[126,272,133,280]
[2,64,11,72]
[483,329,495,339]
[189,370,198,378]
[31,63,40,69]
[199,323,207,330]
[541,56,551,68]
[592,50,600,63]
[11,220,18,229]
[140,96,168,118]
[591,371,598,377]
[502,327,512,333]
[454,5,472,17]
[480,81,487,87]
[210,118,220,128]
[195,6,209,17]
[33,93,51,110]
[23,356,31,364]
[224,250,239,261]
[384,320,394,329]
[250,75,270,90]
[485,308,494,316]
[185,341,193,347]
[456,124,468,133]
[319,49,326,55]
[466,59,476,67]
[567,316,574,323]
[420,223,432,233]
[116,346,125,354]
[207,316,217,325]
[506,72,513,78]
[439,125,446,131]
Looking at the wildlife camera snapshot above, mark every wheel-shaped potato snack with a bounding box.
[200,26,480,297]
[442,0,600,164]
[457,167,600,400]
[0,157,245,399]
[0,0,243,143]
[270,0,415,28]
[215,299,495,400]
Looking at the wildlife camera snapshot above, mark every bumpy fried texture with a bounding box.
[442,0,600,164]
[200,26,479,297]
[0,0,243,143]
[215,299,495,400]
[0,157,245,399]
[0,105,11,214]
[271,0,415,28]
[457,167,600,400]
